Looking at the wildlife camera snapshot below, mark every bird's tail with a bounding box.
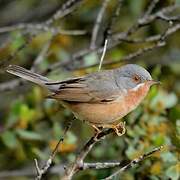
[6,65,51,86]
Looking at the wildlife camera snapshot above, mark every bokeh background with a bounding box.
[0,0,179,179]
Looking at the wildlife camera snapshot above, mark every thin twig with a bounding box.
[103,146,164,180]
[98,39,108,71]
[31,40,52,72]
[82,162,121,170]
[71,40,166,70]
[105,0,124,38]
[0,34,36,69]
[1,22,179,92]
[0,23,86,35]
[143,0,159,18]
[46,5,180,72]
[45,0,83,25]
[90,0,110,49]
[34,117,75,180]
[0,0,85,70]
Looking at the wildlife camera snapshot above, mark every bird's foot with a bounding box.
[91,122,126,138]
[102,122,126,136]
[112,122,126,136]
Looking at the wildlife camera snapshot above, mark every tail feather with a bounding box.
[6,65,51,86]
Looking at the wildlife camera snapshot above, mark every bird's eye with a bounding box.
[132,74,141,83]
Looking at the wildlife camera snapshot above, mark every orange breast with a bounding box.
[64,83,150,126]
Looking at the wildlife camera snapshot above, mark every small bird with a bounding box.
[6,64,160,136]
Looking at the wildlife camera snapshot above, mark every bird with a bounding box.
[6,64,160,136]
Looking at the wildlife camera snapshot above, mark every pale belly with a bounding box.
[64,101,128,125]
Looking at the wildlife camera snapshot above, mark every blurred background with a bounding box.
[0,0,179,179]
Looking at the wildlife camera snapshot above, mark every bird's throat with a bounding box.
[124,83,150,111]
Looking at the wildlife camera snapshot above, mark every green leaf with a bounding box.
[53,122,63,139]
[165,165,180,180]
[84,52,99,66]
[16,129,43,141]
[32,147,48,160]
[150,90,178,110]
[161,152,177,163]
[152,134,165,146]
[66,132,77,144]
[20,104,35,122]
[125,146,136,159]
[109,49,124,61]
[1,131,18,149]
[11,32,26,50]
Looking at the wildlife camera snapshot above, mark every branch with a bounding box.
[90,0,110,49]
[0,0,85,70]
[0,79,23,92]
[34,117,75,180]
[46,5,180,72]
[0,23,86,35]
[104,0,124,38]
[143,0,159,18]
[61,128,116,180]
[103,146,164,180]
[0,165,64,178]
[75,40,165,70]
[45,0,83,25]
[82,162,121,170]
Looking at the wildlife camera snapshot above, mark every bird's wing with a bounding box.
[46,71,122,103]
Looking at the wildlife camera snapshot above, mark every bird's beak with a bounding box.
[148,80,161,86]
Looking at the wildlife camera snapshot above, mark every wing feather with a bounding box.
[47,71,122,103]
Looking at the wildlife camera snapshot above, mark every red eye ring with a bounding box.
[133,74,140,82]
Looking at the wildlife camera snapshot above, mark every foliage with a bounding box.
[0,0,179,179]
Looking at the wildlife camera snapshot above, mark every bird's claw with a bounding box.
[112,122,126,136]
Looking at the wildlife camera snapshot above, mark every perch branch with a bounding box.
[61,128,116,180]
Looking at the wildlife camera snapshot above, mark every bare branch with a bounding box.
[103,146,164,180]
[31,40,52,72]
[61,128,116,180]
[143,0,159,17]
[46,5,180,72]
[0,0,86,71]
[0,79,23,92]
[34,117,75,180]
[0,34,35,69]
[138,5,179,25]
[45,0,83,25]
[105,0,124,38]
[82,162,121,170]
[0,23,86,35]
[90,0,110,49]
[74,41,165,70]
[0,165,64,178]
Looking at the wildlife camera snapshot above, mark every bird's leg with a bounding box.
[90,124,105,140]
[91,124,103,134]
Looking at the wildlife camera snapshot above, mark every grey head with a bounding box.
[114,64,156,90]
